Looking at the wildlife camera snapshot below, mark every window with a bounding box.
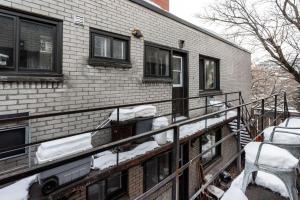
[144,43,171,79]
[200,129,221,166]
[172,56,183,87]
[87,172,127,200]
[89,28,130,66]
[0,9,62,76]
[0,127,27,159]
[144,151,172,191]
[199,56,220,91]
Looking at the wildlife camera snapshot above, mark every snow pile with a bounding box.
[169,111,237,140]
[109,108,135,121]
[281,118,300,127]
[226,170,288,198]
[244,142,298,169]
[133,105,157,118]
[109,105,157,121]
[36,133,92,164]
[210,100,226,109]
[263,126,300,144]
[221,186,247,200]
[0,175,37,200]
[152,117,169,145]
[93,141,159,170]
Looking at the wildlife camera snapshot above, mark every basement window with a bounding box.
[87,171,128,200]
[144,151,172,191]
[0,9,63,77]
[200,129,222,167]
[89,28,130,67]
[0,126,27,160]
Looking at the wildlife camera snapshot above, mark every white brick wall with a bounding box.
[0,0,251,171]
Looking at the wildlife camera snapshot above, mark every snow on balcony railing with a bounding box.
[221,117,300,200]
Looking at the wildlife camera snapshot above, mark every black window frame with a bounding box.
[0,7,63,77]
[0,126,28,160]
[199,55,220,92]
[143,42,172,81]
[143,151,172,191]
[89,28,131,67]
[86,171,128,200]
[200,128,222,167]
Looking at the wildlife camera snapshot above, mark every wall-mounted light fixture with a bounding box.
[179,40,185,49]
[132,28,143,39]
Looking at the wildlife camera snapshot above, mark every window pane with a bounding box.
[145,158,158,190]
[0,128,26,159]
[205,60,216,90]
[201,132,216,165]
[173,57,181,71]
[94,35,111,58]
[107,172,122,195]
[173,71,181,85]
[173,56,182,86]
[158,49,169,77]
[158,153,170,181]
[145,46,159,76]
[19,20,55,71]
[113,39,127,60]
[87,180,105,200]
[0,15,14,68]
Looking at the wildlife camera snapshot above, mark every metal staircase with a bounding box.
[228,119,252,147]
[226,93,253,147]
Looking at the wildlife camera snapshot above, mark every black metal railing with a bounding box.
[0,91,240,158]
[0,92,289,200]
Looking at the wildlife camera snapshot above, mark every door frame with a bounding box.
[179,142,189,200]
[172,50,189,118]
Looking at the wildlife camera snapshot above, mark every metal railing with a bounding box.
[0,92,289,200]
[0,91,240,160]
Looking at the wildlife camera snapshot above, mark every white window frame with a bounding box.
[172,55,183,87]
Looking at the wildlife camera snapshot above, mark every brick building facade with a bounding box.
[0,0,251,199]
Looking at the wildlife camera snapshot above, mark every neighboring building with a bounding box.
[0,0,251,199]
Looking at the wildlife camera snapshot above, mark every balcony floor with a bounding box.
[246,184,290,200]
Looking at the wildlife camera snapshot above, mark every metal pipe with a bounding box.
[236,107,241,171]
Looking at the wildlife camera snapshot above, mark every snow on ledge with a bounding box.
[93,141,160,170]
[0,175,37,200]
[36,133,92,164]
[93,111,236,171]
[109,105,157,121]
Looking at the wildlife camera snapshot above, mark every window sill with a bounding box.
[89,59,132,69]
[199,90,223,97]
[142,77,173,84]
[0,74,64,82]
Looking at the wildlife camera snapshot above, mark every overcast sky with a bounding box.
[169,0,263,62]
[170,0,223,35]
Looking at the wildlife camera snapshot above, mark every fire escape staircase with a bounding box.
[227,96,253,147]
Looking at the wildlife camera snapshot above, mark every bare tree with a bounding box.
[201,0,300,83]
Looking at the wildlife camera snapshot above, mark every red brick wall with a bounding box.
[151,0,169,11]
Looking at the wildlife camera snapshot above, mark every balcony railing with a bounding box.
[0,91,289,200]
